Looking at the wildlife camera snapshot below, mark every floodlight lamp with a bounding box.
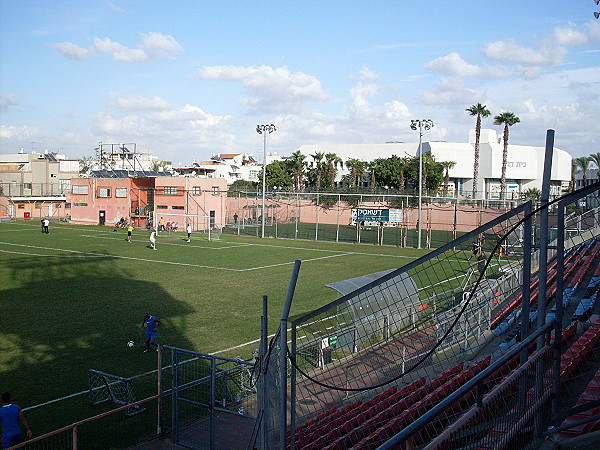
[256,125,262,134]
[595,0,599,6]
[595,11,600,18]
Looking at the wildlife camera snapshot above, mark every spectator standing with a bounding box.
[0,392,32,449]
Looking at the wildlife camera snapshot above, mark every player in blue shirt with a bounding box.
[1,392,32,449]
[142,314,162,353]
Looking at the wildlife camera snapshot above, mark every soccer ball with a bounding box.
[127,340,135,348]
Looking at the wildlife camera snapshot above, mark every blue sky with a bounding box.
[1,1,599,165]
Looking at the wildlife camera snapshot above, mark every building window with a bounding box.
[35,204,42,209]
[164,186,177,195]
[72,185,89,195]
[249,170,259,178]
[73,202,88,206]
[65,203,71,209]
[18,204,24,209]
[55,204,61,208]
[156,205,168,210]
[98,188,111,198]
[116,188,127,198]
[60,179,71,191]
[172,205,184,210]
[193,186,202,195]
[24,183,32,190]
[211,186,219,195]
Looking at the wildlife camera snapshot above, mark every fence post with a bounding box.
[315,192,319,241]
[280,261,301,448]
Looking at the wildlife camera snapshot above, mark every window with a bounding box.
[35,204,42,209]
[24,183,32,190]
[172,205,184,210]
[18,204,24,209]
[65,203,71,209]
[164,186,177,195]
[98,188,111,198]
[73,202,87,206]
[72,185,89,195]
[116,188,127,198]
[193,186,202,195]
[156,205,168,210]
[211,186,220,195]
[249,170,259,178]
[60,179,71,191]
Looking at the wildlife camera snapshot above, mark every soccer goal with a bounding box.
[152,212,221,240]
[88,369,145,417]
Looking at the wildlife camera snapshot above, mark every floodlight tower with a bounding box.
[410,119,435,249]
[256,124,277,238]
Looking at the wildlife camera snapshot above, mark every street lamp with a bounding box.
[256,124,277,238]
[410,119,434,249]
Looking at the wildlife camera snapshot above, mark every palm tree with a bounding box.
[311,151,325,191]
[290,150,306,191]
[346,158,363,188]
[325,153,342,189]
[570,160,578,192]
[575,156,591,189]
[440,161,457,198]
[466,103,491,199]
[368,160,380,192]
[493,112,520,200]
[589,152,600,177]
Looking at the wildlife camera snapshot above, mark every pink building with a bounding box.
[67,175,227,229]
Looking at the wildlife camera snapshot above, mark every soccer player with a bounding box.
[141,314,162,353]
[127,223,134,243]
[149,228,156,250]
[1,392,32,449]
[186,223,192,242]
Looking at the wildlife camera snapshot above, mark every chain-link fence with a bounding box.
[259,182,600,449]
[223,191,543,249]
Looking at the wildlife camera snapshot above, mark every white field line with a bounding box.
[0,241,356,272]
[2,222,416,259]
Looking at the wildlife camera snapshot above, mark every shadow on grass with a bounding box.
[0,249,204,443]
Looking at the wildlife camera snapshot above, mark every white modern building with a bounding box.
[298,129,572,200]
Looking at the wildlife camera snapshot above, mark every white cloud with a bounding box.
[196,65,329,114]
[51,32,181,62]
[0,93,19,109]
[482,39,566,66]
[106,2,127,14]
[0,125,42,140]
[425,53,510,78]
[112,95,171,112]
[141,32,182,59]
[416,77,479,105]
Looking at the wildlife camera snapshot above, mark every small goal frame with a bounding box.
[152,212,220,240]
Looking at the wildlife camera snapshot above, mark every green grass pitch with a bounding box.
[0,220,430,436]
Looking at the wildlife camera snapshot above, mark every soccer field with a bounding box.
[0,220,427,420]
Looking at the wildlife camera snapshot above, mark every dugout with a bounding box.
[325,269,421,353]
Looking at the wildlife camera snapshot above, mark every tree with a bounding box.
[575,156,591,188]
[325,153,342,189]
[440,160,457,198]
[466,103,491,199]
[346,158,366,188]
[570,160,578,192]
[289,150,306,191]
[588,152,600,172]
[493,112,520,200]
[522,187,541,201]
[311,151,325,191]
[257,160,293,189]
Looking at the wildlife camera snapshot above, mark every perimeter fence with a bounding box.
[258,182,600,449]
[223,190,557,249]
[12,347,258,450]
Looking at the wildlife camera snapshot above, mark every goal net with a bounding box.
[88,369,145,417]
[152,212,221,240]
